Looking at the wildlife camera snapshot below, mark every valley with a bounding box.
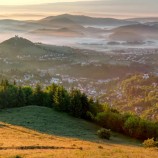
[1,14,158,51]
[0,36,157,101]
[0,13,158,119]
[0,1,158,158]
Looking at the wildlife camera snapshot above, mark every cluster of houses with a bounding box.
[110,48,158,64]
[8,69,120,99]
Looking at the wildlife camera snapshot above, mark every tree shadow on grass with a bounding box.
[0,123,7,128]
[0,106,141,146]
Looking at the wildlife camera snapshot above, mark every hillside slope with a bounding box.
[0,106,157,158]
[0,105,99,141]
[112,24,158,39]
[0,36,47,57]
[100,74,158,121]
[39,14,137,26]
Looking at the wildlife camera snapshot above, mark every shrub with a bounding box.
[143,138,158,148]
[98,145,104,149]
[86,111,95,121]
[11,155,22,158]
[95,111,124,133]
[124,115,140,138]
[97,128,111,140]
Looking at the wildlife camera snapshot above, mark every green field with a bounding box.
[0,105,139,144]
[0,106,100,141]
[0,106,157,158]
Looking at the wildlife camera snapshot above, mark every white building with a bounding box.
[143,74,149,80]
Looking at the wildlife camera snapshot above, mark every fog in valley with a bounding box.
[0,0,158,125]
[1,14,158,52]
[0,2,158,157]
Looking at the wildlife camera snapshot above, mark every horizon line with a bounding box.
[0,0,99,6]
[0,13,158,21]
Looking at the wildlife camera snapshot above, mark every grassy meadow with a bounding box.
[0,106,157,158]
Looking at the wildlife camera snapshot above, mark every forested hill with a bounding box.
[100,74,158,121]
[0,79,158,141]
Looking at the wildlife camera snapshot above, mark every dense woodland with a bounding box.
[0,79,158,141]
[101,74,158,121]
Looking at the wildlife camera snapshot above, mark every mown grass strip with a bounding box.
[0,146,81,150]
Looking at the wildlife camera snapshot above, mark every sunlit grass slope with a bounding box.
[0,106,157,158]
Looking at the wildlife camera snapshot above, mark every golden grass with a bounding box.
[0,122,157,158]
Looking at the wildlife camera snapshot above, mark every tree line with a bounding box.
[0,79,158,141]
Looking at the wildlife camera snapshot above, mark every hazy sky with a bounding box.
[0,0,89,5]
[0,0,157,19]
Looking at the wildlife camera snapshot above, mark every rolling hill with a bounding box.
[0,19,25,26]
[0,36,155,81]
[0,36,47,57]
[100,74,158,121]
[0,36,34,48]
[0,14,145,42]
[39,14,138,27]
[2,14,158,44]
[0,105,157,158]
[30,28,84,37]
[127,17,158,23]
[109,31,144,42]
[112,24,158,40]
[38,16,84,29]
[0,19,41,33]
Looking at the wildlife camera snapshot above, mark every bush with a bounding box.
[13,155,22,158]
[143,138,158,148]
[86,111,95,121]
[97,128,111,140]
[95,111,124,133]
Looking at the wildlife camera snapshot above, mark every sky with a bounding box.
[0,0,157,19]
[0,0,88,5]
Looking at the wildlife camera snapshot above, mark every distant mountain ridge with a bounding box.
[113,24,158,32]
[0,14,158,46]
[39,14,138,26]
[127,17,158,23]
[111,24,158,40]
[38,15,84,29]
